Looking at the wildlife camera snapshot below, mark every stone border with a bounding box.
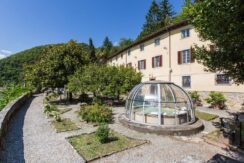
[0,93,32,150]
[66,131,149,163]
[119,114,204,136]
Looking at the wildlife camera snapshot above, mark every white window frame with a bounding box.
[181,28,190,38]
[216,74,231,85]
[138,60,145,70]
[181,49,191,64]
[128,49,131,56]
[153,56,161,68]
[182,76,191,88]
[154,38,160,46]
[140,44,144,51]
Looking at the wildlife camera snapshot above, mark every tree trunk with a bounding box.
[67,91,72,102]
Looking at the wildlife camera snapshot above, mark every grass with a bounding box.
[68,131,147,161]
[196,111,218,121]
[51,118,79,132]
[205,130,221,142]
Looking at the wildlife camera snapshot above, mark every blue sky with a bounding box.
[0,0,184,58]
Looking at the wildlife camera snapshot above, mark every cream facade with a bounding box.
[107,23,244,93]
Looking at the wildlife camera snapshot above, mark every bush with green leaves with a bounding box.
[188,91,202,106]
[44,104,58,116]
[205,92,226,109]
[53,111,62,122]
[79,104,112,123]
[95,123,110,143]
[0,85,30,111]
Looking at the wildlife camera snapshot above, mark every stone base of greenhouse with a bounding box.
[119,114,204,136]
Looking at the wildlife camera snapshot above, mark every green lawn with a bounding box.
[205,130,221,141]
[51,118,79,132]
[196,111,218,121]
[68,131,147,161]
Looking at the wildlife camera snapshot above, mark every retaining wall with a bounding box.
[0,93,32,150]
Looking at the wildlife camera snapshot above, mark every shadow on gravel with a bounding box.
[0,96,34,163]
[207,153,243,163]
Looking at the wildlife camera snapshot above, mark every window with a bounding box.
[216,74,230,84]
[121,54,123,58]
[152,55,162,68]
[154,38,160,46]
[116,56,118,61]
[138,60,146,70]
[181,29,190,38]
[182,76,191,88]
[182,50,190,64]
[178,49,193,64]
[127,63,132,67]
[140,44,144,51]
[128,50,131,56]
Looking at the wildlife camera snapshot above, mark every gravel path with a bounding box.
[92,107,244,163]
[1,95,244,163]
[1,94,85,163]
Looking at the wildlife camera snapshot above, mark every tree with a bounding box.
[118,38,134,49]
[88,38,97,62]
[172,0,192,23]
[137,0,161,40]
[103,37,113,53]
[97,37,113,59]
[25,40,90,89]
[187,0,244,84]
[67,65,142,101]
[159,0,175,25]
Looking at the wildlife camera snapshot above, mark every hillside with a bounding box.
[0,43,89,85]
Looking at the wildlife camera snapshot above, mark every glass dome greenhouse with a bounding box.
[125,81,195,126]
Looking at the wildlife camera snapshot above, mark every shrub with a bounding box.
[95,123,110,143]
[79,103,112,123]
[205,92,226,109]
[44,104,58,116]
[53,111,62,122]
[189,91,202,106]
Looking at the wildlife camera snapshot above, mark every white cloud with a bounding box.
[0,54,6,59]
[113,41,119,46]
[0,49,12,54]
[0,49,13,60]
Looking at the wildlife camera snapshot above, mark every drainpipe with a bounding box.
[125,52,127,66]
[169,30,172,82]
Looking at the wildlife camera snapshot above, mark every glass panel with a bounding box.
[170,84,188,103]
[126,83,194,125]
[160,84,174,102]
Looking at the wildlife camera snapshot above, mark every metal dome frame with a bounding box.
[125,81,195,126]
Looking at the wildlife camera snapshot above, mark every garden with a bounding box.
[43,91,147,161]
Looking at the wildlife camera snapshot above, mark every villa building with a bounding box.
[107,21,244,107]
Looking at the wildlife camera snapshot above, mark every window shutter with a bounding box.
[138,61,140,69]
[152,57,154,68]
[160,55,163,67]
[144,60,146,69]
[190,47,195,63]
[178,51,181,64]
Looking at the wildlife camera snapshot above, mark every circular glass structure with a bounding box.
[125,81,195,126]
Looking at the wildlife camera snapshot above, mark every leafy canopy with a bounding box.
[187,0,244,84]
[25,40,90,89]
[67,64,142,100]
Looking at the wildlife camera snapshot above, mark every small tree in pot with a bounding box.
[205,92,226,109]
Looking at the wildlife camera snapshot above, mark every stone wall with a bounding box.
[197,91,244,111]
[0,93,32,150]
